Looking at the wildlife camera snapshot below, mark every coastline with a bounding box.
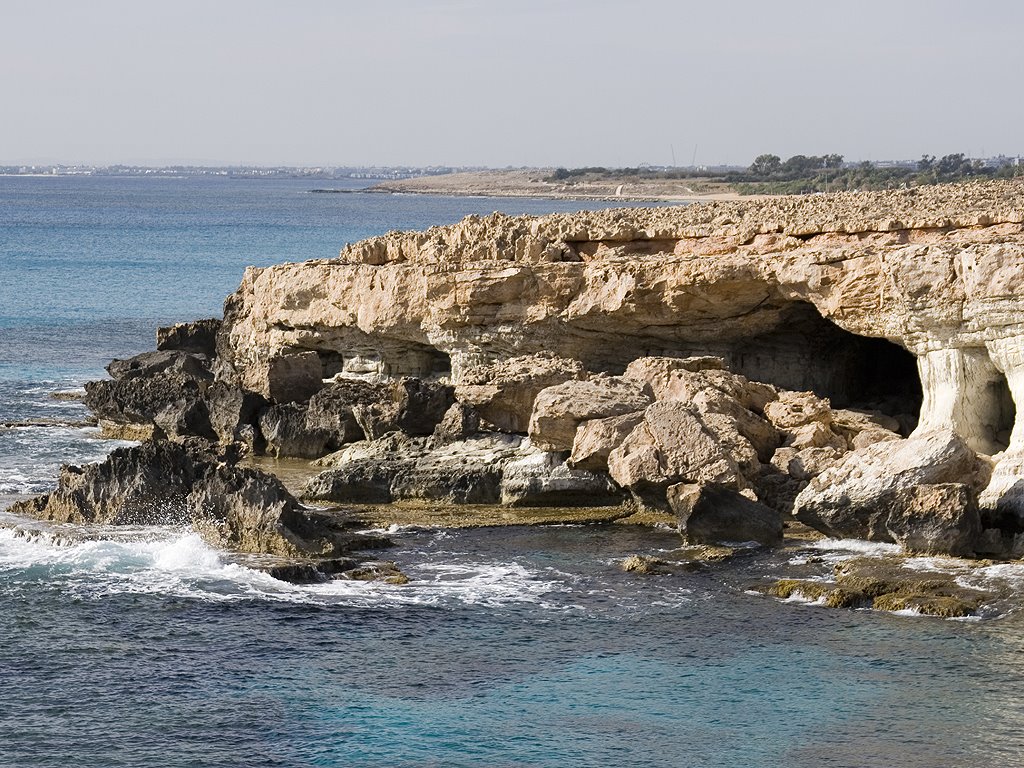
[367,168,762,203]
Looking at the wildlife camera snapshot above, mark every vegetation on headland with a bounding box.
[546,152,1024,195]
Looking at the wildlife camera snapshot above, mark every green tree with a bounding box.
[749,154,782,176]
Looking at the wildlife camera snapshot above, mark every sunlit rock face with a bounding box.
[217,180,1024,518]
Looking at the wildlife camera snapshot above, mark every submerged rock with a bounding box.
[756,556,996,618]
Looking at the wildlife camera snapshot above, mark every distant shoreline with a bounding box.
[367,169,758,203]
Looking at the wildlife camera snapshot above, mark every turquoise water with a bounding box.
[1,177,1023,767]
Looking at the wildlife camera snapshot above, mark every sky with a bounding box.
[2,0,1021,168]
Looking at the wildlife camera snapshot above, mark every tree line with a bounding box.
[544,152,1021,194]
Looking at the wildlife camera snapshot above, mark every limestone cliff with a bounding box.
[220,181,1024,497]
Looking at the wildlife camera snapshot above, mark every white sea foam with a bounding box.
[807,538,903,557]
[0,522,573,608]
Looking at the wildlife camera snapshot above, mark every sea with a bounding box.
[1,175,1023,768]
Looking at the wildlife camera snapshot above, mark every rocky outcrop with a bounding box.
[156,318,221,355]
[69,181,1024,560]
[9,440,389,563]
[85,351,216,441]
[214,181,1024,525]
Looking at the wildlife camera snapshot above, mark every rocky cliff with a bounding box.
[39,180,1024,562]
[217,182,1024,515]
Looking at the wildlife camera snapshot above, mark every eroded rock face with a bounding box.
[217,181,1024,520]
[68,181,1024,558]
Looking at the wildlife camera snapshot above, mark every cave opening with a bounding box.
[986,370,1015,452]
[727,302,923,433]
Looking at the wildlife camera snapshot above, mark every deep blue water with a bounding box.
[1,176,1023,768]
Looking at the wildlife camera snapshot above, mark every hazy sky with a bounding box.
[3,0,1021,167]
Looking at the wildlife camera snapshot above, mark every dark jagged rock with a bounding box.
[306,379,385,448]
[258,402,331,459]
[85,374,215,441]
[106,349,212,382]
[358,377,455,437]
[156,318,221,356]
[266,351,323,403]
[205,382,266,448]
[396,378,455,434]
[9,439,390,559]
[427,402,481,448]
[668,483,783,546]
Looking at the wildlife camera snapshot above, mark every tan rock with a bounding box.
[528,377,653,451]
[213,180,1024,518]
[607,402,746,493]
[455,354,586,433]
[568,411,645,471]
[794,429,986,552]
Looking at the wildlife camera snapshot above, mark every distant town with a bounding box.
[0,164,485,180]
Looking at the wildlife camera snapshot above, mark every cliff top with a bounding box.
[335,179,1024,266]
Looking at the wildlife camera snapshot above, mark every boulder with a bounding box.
[500,449,624,506]
[607,402,747,499]
[625,356,776,414]
[884,483,981,556]
[770,445,844,482]
[763,390,848,451]
[528,376,653,451]
[427,402,481,448]
[306,433,524,506]
[258,403,331,459]
[156,318,221,356]
[456,354,587,433]
[794,429,985,554]
[668,483,783,546]
[568,411,645,471]
[352,378,454,439]
[205,382,266,448]
[306,379,385,447]
[392,378,456,435]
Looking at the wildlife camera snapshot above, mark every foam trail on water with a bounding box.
[0,524,573,608]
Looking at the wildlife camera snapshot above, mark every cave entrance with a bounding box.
[729,302,923,433]
[986,368,1015,452]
